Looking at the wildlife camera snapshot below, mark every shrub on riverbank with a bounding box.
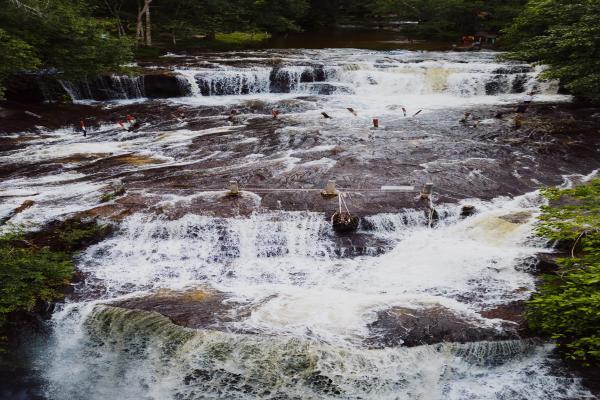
[0,218,113,336]
[529,178,600,366]
[0,232,73,329]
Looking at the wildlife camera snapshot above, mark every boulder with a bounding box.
[511,74,529,93]
[331,211,359,234]
[111,288,239,329]
[308,83,354,95]
[144,74,190,98]
[535,252,562,274]
[4,74,69,103]
[366,305,517,348]
[498,211,532,224]
[460,205,476,218]
[269,67,292,93]
[300,66,326,83]
[485,78,502,96]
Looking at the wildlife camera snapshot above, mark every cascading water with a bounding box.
[43,304,592,400]
[184,52,553,99]
[58,50,561,103]
[60,75,145,101]
[35,190,592,398]
[3,48,596,400]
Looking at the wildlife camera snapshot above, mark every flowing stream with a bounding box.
[1,48,598,399]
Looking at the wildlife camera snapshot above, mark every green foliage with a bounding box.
[54,220,112,251]
[250,0,309,33]
[504,0,600,103]
[529,178,600,366]
[0,218,112,333]
[215,31,271,44]
[344,0,525,39]
[0,0,133,95]
[0,28,39,99]
[100,193,117,203]
[0,232,73,328]
[99,184,126,204]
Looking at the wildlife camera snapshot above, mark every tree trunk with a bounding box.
[145,0,152,46]
[136,2,143,46]
[104,0,125,37]
[136,0,151,46]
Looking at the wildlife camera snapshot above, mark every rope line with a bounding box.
[126,187,419,194]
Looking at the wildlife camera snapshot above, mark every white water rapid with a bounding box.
[1,48,596,400]
[38,190,596,399]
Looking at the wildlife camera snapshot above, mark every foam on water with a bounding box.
[157,49,571,114]
[5,49,594,399]
[0,171,107,229]
[73,191,544,345]
[42,305,594,400]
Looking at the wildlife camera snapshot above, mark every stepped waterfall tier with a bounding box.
[56,50,554,102]
[1,48,599,400]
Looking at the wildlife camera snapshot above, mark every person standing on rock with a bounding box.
[515,91,535,114]
[460,112,472,124]
[228,109,241,125]
[79,120,87,137]
[524,91,536,105]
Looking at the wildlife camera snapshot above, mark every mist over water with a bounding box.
[1,48,597,399]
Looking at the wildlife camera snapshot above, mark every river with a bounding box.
[1,47,599,399]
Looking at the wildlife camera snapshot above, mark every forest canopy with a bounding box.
[1,0,598,102]
[503,0,600,103]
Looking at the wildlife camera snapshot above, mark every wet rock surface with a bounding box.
[3,49,599,399]
[4,74,69,103]
[1,100,599,224]
[366,305,520,348]
[111,288,241,329]
[144,73,191,98]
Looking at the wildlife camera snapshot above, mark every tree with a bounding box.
[135,0,152,46]
[0,28,39,99]
[504,0,600,103]
[249,0,310,34]
[0,0,133,90]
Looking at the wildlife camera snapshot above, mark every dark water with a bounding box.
[261,29,451,51]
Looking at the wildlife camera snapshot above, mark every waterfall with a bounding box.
[60,75,145,101]
[11,49,588,400]
[43,305,592,400]
[174,69,202,96]
[362,204,460,238]
[59,54,558,101]
[77,212,335,296]
[195,68,271,96]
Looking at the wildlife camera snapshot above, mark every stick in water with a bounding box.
[413,110,423,117]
